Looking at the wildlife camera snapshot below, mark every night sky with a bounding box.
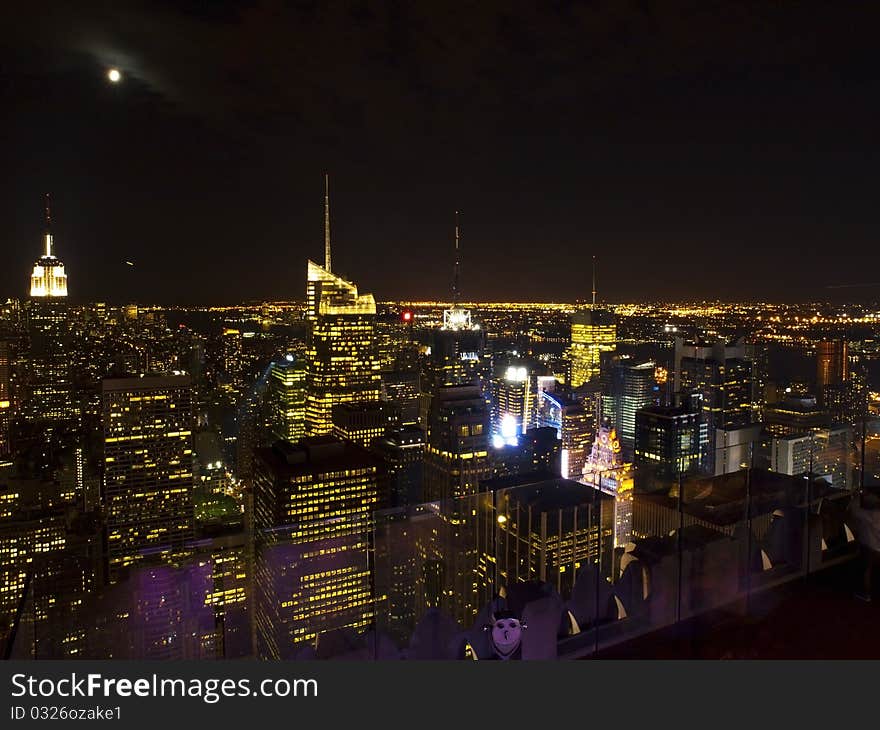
[3,2,880,305]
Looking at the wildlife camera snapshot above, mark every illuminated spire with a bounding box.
[452,210,461,306]
[30,193,67,297]
[44,192,53,258]
[591,255,597,307]
[323,173,331,273]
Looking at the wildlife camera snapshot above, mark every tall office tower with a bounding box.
[380,370,421,425]
[568,308,617,387]
[494,477,616,594]
[490,363,536,447]
[305,261,379,435]
[0,339,11,458]
[674,337,754,473]
[429,212,491,390]
[29,195,68,299]
[0,477,67,651]
[602,356,657,460]
[770,426,853,489]
[219,327,244,393]
[0,472,100,659]
[633,405,707,494]
[537,391,595,479]
[331,400,400,448]
[422,382,494,627]
[25,195,74,425]
[267,355,306,443]
[198,532,251,658]
[374,317,411,371]
[568,256,616,387]
[816,340,868,430]
[423,384,492,503]
[372,425,425,507]
[817,340,849,389]
[253,437,385,658]
[102,374,196,582]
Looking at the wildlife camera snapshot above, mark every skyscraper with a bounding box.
[423,384,492,503]
[0,339,11,459]
[253,437,384,657]
[331,400,400,448]
[674,337,754,472]
[380,370,421,426]
[815,340,868,430]
[267,355,306,443]
[495,477,616,594]
[568,307,616,387]
[428,212,491,391]
[372,425,425,507]
[602,356,657,460]
[633,405,706,494]
[25,195,74,425]
[102,374,196,581]
[568,255,616,387]
[305,262,379,436]
[29,195,68,299]
[770,426,852,489]
[817,340,849,389]
[491,363,536,448]
[537,391,594,480]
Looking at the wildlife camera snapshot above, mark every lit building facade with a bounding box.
[817,340,849,389]
[495,477,616,593]
[634,405,706,494]
[770,426,853,489]
[268,356,307,444]
[253,437,384,658]
[430,311,490,390]
[764,395,832,437]
[674,337,754,473]
[25,202,74,425]
[102,374,196,581]
[29,213,68,299]
[380,370,421,425]
[537,392,594,480]
[331,400,400,448]
[423,384,492,503]
[568,307,616,387]
[491,364,535,448]
[372,425,425,507]
[602,357,657,460]
[305,261,380,436]
[0,339,11,458]
[580,421,634,546]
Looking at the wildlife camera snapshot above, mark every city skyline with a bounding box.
[5,2,880,669]
[9,201,880,308]
[4,3,880,304]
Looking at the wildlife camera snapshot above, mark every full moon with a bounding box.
[107,68,122,83]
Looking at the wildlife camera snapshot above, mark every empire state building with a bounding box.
[24,195,74,425]
[30,199,68,298]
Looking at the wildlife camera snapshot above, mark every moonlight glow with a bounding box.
[107,68,121,83]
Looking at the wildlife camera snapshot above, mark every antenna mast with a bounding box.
[591,255,597,307]
[323,173,331,272]
[452,211,462,306]
[44,193,53,257]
